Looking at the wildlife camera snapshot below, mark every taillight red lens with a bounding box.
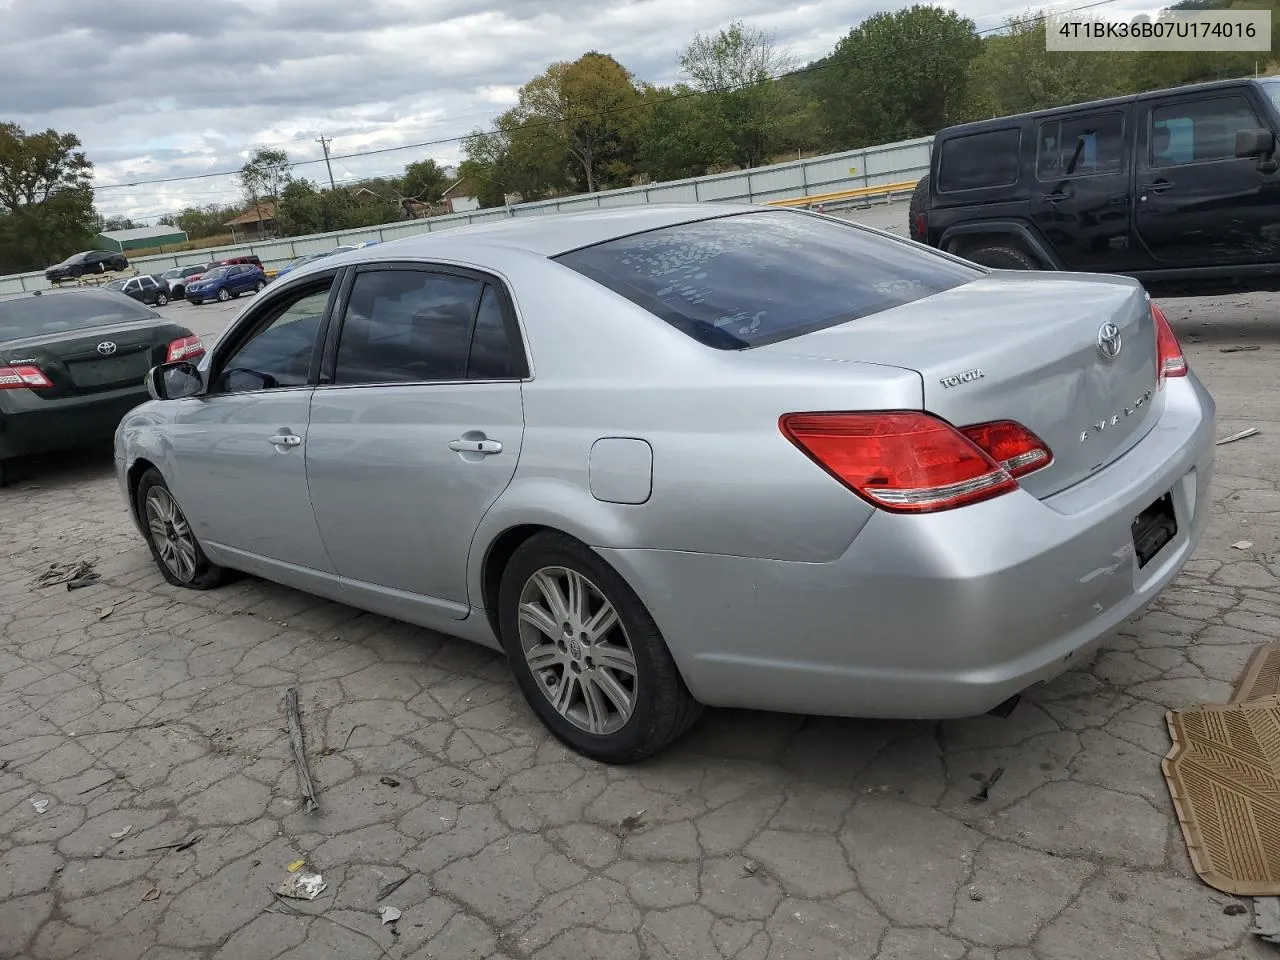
[960,420,1052,478]
[913,213,926,239]
[166,335,204,363]
[779,411,1017,513]
[1151,303,1186,385]
[0,364,52,389]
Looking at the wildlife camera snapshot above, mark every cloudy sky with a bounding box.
[3,0,1155,222]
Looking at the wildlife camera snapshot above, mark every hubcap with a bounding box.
[143,487,198,582]
[517,566,638,736]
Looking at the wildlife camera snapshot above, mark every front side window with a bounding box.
[1151,94,1261,166]
[333,269,485,385]
[937,128,1022,191]
[554,210,981,349]
[210,280,334,394]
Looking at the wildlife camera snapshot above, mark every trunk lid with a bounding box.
[753,273,1163,499]
[1,318,189,400]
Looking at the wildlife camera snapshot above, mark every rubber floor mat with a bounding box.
[1162,697,1280,895]
[1232,643,1280,703]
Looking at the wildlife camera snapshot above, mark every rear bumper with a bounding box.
[0,387,150,460]
[599,373,1216,720]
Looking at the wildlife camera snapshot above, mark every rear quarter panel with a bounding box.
[468,256,924,570]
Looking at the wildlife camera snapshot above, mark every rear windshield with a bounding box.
[0,291,153,340]
[553,210,981,349]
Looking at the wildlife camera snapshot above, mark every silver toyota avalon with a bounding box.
[114,203,1215,763]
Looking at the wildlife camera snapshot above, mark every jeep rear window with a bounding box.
[0,291,153,339]
[937,128,1022,191]
[553,210,981,349]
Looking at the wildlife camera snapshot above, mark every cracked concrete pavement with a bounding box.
[2,201,1279,959]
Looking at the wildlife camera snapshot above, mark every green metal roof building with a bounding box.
[97,225,189,252]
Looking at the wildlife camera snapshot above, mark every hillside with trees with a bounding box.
[2,3,1277,272]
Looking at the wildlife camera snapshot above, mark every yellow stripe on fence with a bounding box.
[766,179,919,208]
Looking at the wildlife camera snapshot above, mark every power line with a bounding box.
[92,0,1123,194]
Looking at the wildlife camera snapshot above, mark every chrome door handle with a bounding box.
[448,438,502,454]
[269,433,301,447]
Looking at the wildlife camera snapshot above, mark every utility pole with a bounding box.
[315,135,336,190]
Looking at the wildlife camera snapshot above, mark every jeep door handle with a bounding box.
[1039,192,1069,203]
[1142,180,1175,193]
[269,433,301,447]
[448,438,502,455]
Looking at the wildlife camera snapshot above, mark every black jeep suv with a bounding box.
[910,77,1280,294]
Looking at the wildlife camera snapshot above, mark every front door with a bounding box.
[1135,89,1280,267]
[166,273,341,572]
[305,263,529,613]
[1029,108,1143,270]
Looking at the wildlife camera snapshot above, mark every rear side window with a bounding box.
[0,291,153,339]
[334,269,484,384]
[937,128,1022,191]
[1038,112,1125,178]
[554,210,981,349]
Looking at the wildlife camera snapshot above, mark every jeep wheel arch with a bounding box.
[938,222,1061,271]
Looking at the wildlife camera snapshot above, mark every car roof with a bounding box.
[938,77,1264,138]
[324,202,767,267]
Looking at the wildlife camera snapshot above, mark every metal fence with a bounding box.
[0,134,934,295]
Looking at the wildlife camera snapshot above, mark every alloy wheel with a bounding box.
[144,487,199,583]
[517,566,638,736]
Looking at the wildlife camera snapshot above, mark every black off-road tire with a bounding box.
[908,175,930,242]
[135,468,229,590]
[961,243,1039,270]
[497,531,703,763]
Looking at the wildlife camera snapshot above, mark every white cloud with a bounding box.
[5,0,1059,220]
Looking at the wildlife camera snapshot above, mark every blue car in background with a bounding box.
[185,263,267,305]
[271,242,380,283]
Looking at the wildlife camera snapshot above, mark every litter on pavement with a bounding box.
[276,870,327,901]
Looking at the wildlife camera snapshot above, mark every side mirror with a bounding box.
[1235,128,1276,159]
[146,361,204,401]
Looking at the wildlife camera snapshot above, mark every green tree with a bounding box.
[636,84,721,180]
[822,6,982,147]
[508,52,644,192]
[457,157,509,208]
[238,147,291,237]
[964,14,1129,119]
[161,204,239,240]
[0,123,97,272]
[679,20,810,168]
[100,214,138,231]
[401,158,450,202]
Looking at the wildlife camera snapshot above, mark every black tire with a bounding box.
[189,299,202,305]
[173,285,185,299]
[0,460,9,489]
[156,292,169,306]
[497,531,702,763]
[254,280,266,292]
[135,468,228,590]
[961,243,1039,270]
[908,174,930,242]
[95,261,106,273]
[216,288,231,302]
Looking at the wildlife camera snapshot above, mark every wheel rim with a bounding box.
[218,289,229,301]
[143,487,198,582]
[518,566,638,736]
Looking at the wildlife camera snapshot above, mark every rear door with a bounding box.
[164,272,340,572]
[305,262,528,614]
[1030,107,1144,270]
[1135,88,1280,266]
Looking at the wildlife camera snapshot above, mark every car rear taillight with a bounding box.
[913,213,926,240]
[166,335,204,363]
[779,411,1017,514]
[1151,303,1187,385]
[960,420,1052,478]
[0,364,52,389]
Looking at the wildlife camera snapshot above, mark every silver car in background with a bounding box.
[114,204,1215,763]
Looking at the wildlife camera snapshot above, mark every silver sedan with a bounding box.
[114,203,1216,762]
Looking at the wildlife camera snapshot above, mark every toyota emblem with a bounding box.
[1096,323,1122,361]
[96,341,118,356]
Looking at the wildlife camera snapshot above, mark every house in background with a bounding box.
[98,225,189,253]
[224,203,277,242]
[441,178,481,214]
